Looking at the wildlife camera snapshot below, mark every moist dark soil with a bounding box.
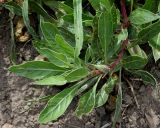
[0,10,160,128]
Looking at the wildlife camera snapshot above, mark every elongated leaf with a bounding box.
[123,56,147,69]
[129,8,160,25]
[65,67,89,82]
[98,10,113,63]
[73,0,83,58]
[22,0,37,38]
[3,1,22,15]
[29,1,56,23]
[34,76,67,86]
[138,20,160,41]
[132,70,157,87]
[41,21,59,41]
[37,48,71,68]
[149,33,160,51]
[9,61,66,80]
[95,75,118,108]
[75,76,101,117]
[38,80,85,123]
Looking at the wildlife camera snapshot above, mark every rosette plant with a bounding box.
[5,0,159,127]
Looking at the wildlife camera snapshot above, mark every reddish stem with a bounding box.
[109,39,128,69]
[121,0,129,28]
[109,0,129,70]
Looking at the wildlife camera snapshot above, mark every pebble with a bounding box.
[124,94,133,104]
[139,118,145,125]
[2,123,14,128]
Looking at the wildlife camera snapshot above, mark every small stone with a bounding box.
[39,125,50,128]
[3,57,10,65]
[139,118,145,125]
[124,94,132,104]
[139,85,145,93]
[2,123,14,128]
[96,107,106,117]
[129,112,139,127]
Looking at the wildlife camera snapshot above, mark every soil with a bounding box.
[0,10,160,128]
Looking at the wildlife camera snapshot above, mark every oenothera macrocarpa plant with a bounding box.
[8,0,159,127]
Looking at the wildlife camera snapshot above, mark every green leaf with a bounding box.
[88,0,100,10]
[149,33,160,51]
[95,75,118,108]
[9,61,66,80]
[73,0,83,58]
[117,29,128,45]
[55,35,74,58]
[43,0,73,15]
[22,0,37,38]
[36,48,71,68]
[100,0,112,11]
[29,1,56,23]
[92,64,109,73]
[123,56,147,69]
[85,45,94,63]
[131,70,157,87]
[91,16,103,58]
[98,10,113,63]
[34,76,67,86]
[3,1,22,16]
[75,76,101,117]
[111,5,120,30]
[112,29,128,56]
[62,13,93,26]
[88,0,112,11]
[129,8,160,25]
[150,45,160,62]
[138,20,160,41]
[143,0,159,13]
[128,44,147,59]
[65,67,89,82]
[149,33,160,62]
[77,77,98,95]
[38,80,85,123]
[58,27,75,46]
[40,21,59,41]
